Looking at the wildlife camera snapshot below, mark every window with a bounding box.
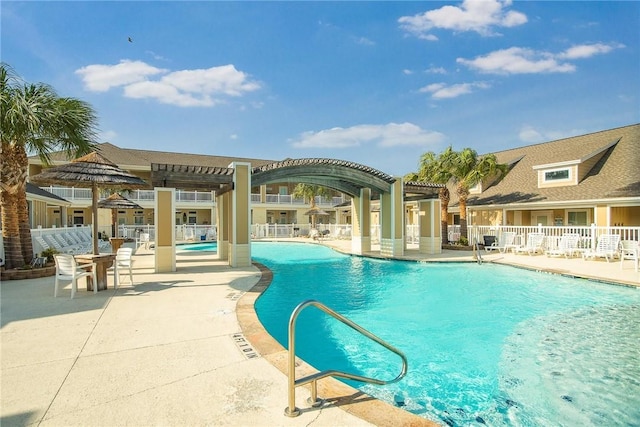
[279,186,288,196]
[188,211,197,224]
[134,210,144,225]
[544,168,570,182]
[73,210,84,225]
[567,211,588,226]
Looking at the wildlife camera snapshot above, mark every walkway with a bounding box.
[1,239,637,427]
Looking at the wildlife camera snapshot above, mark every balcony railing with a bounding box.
[38,186,349,207]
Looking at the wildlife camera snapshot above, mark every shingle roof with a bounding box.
[455,123,640,207]
[42,142,276,170]
[26,183,69,203]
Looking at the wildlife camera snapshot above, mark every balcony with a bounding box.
[39,186,214,204]
[38,186,350,207]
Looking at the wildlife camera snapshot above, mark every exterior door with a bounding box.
[532,211,552,226]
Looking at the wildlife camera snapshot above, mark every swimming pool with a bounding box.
[179,242,217,251]
[252,242,640,426]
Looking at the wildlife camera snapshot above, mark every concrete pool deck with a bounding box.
[1,239,637,427]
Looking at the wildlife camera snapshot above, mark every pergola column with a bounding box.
[229,162,251,267]
[154,187,176,272]
[216,191,229,260]
[418,199,441,254]
[380,178,404,257]
[351,188,371,255]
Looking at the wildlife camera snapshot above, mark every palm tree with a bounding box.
[406,147,456,244]
[292,183,332,231]
[449,148,508,240]
[1,64,98,269]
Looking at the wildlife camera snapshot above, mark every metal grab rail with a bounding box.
[285,300,408,417]
[474,239,483,264]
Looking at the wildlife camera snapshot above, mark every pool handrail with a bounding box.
[284,299,408,417]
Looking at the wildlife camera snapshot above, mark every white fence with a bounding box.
[23,223,640,258]
[450,224,640,249]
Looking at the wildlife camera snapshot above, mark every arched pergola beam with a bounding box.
[252,158,395,196]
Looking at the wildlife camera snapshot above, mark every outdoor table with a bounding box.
[75,254,115,291]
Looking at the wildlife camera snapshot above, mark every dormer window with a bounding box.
[533,138,619,189]
[544,168,570,182]
[469,182,482,194]
[534,161,579,188]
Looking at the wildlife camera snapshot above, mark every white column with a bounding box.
[154,187,176,272]
[229,162,251,267]
[380,178,404,257]
[419,199,442,254]
[351,188,371,254]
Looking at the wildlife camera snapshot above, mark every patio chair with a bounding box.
[485,232,516,253]
[114,247,134,288]
[54,253,97,299]
[514,233,545,256]
[582,234,621,263]
[136,232,150,249]
[545,233,581,258]
[619,240,639,272]
[206,228,217,241]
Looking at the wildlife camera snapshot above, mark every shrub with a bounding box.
[458,236,469,246]
[40,248,58,263]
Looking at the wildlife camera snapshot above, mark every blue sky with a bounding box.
[3,1,639,175]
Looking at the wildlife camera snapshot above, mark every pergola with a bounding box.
[150,158,443,271]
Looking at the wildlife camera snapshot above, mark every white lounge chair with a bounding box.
[619,240,639,271]
[485,232,516,253]
[54,253,97,299]
[583,234,621,263]
[545,233,581,258]
[514,233,545,256]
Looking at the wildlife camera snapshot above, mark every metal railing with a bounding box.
[473,238,483,264]
[285,300,407,417]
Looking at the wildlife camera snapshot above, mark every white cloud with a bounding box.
[518,125,543,143]
[99,130,118,142]
[75,60,166,92]
[419,81,489,99]
[145,50,167,61]
[355,36,375,46]
[398,0,527,39]
[457,47,575,74]
[426,66,447,74]
[518,125,585,143]
[558,42,624,59]
[458,43,623,75]
[76,61,261,107]
[124,80,215,107]
[403,69,414,75]
[291,123,445,149]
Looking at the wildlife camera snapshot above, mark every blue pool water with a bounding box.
[180,242,217,251]
[252,242,640,426]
